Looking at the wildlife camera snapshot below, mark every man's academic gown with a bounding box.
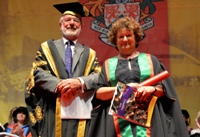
[25,39,100,137]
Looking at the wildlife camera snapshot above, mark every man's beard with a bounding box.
[61,26,81,39]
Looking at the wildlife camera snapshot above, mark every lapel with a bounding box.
[72,42,84,72]
[54,39,65,63]
[46,39,68,78]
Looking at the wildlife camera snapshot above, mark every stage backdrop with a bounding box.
[0,0,199,128]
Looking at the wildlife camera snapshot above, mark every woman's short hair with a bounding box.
[109,16,143,49]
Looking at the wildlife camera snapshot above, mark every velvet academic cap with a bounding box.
[53,0,91,18]
[12,106,28,118]
[182,109,190,119]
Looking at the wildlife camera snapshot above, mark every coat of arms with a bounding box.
[84,0,163,46]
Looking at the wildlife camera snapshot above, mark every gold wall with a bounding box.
[168,0,200,128]
[0,0,199,129]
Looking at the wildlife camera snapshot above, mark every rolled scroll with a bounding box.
[139,70,169,86]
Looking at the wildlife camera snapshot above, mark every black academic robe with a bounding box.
[88,54,189,137]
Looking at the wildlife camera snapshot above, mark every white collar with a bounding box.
[62,37,77,45]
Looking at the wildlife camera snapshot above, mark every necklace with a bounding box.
[118,51,139,60]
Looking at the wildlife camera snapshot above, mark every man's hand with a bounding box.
[57,78,82,93]
[57,78,82,106]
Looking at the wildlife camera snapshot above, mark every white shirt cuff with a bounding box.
[77,77,85,93]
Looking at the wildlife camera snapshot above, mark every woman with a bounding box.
[3,107,18,131]
[190,111,200,136]
[182,109,192,134]
[88,17,189,137]
[6,106,31,137]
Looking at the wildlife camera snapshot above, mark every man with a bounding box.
[25,1,101,137]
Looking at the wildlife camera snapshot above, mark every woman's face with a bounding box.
[116,28,136,57]
[16,111,26,124]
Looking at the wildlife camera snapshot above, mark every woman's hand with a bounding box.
[127,83,140,91]
[135,85,164,101]
[135,86,156,101]
[11,123,25,137]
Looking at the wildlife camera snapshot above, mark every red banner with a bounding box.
[78,0,169,70]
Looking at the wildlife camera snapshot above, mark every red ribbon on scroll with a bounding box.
[139,70,169,87]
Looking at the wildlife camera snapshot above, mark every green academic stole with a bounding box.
[105,53,154,137]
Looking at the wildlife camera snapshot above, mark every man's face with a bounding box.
[60,14,82,41]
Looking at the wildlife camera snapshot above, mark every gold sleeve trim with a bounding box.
[26,59,47,92]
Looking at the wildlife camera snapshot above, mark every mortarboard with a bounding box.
[53,1,91,18]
